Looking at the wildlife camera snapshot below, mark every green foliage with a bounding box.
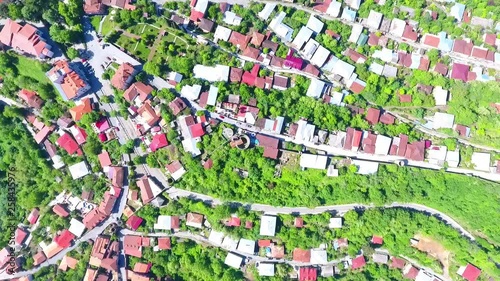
[67,47,79,60]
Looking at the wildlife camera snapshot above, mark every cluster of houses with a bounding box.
[83,0,136,15]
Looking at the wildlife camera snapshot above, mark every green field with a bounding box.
[15,55,50,83]
[90,15,103,33]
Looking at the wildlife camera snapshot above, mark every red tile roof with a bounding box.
[423,34,439,48]
[351,255,366,269]
[397,134,408,157]
[189,123,205,138]
[390,257,406,269]
[52,204,70,217]
[111,63,136,90]
[98,150,112,168]
[256,134,279,148]
[49,60,88,100]
[150,133,168,152]
[263,147,279,159]
[83,209,107,230]
[133,262,152,274]
[242,46,260,60]
[399,94,412,103]
[18,89,43,109]
[371,235,383,245]
[418,57,430,71]
[123,235,142,258]
[251,31,265,47]
[293,248,311,263]
[203,158,213,169]
[0,19,51,58]
[294,217,304,228]
[137,177,154,204]
[229,31,250,49]
[33,251,47,266]
[123,82,153,103]
[453,39,473,56]
[368,33,380,46]
[70,98,93,121]
[404,266,419,279]
[227,217,241,227]
[157,237,171,250]
[258,239,271,247]
[126,215,143,231]
[190,9,204,22]
[380,113,395,124]
[169,97,187,115]
[54,230,75,248]
[303,64,320,77]
[434,63,448,76]
[451,62,470,82]
[366,108,380,125]
[299,267,317,281]
[402,25,418,41]
[27,208,39,225]
[350,80,366,94]
[461,264,481,281]
[15,228,28,245]
[230,67,244,83]
[352,130,363,150]
[484,33,497,46]
[405,141,425,161]
[34,125,54,144]
[471,46,488,60]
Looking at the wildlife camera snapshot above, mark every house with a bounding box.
[351,255,366,269]
[269,12,294,42]
[123,82,153,104]
[293,249,311,263]
[457,264,481,281]
[453,39,473,56]
[18,89,43,109]
[102,0,135,10]
[229,31,250,50]
[422,34,440,48]
[181,84,202,100]
[405,140,425,161]
[126,215,143,231]
[329,217,342,228]
[54,230,75,248]
[380,113,395,125]
[454,124,470,138]
[123,235,142,258]
[310,45,330,67]
[257,262,275,277]
[84,0,106,14]
[229,67,244,83]
[169,97,187,115]
[52,204,69,217]
[33,252,47,266]
[450,3,466,22]
[199,85,218,107]
[14,227,28,246]
[137,176,154,204]
[272,75,289,90]
[306,78,326,98]
[451,62,470,82]
[258,3,276,20]
[341,7,357,22]
[57,133,80,155]
[433,112,455,129]
[69,98,93,121]
[390,257,406,269]
[149,133,168,152]
[34,124,55,144]
[345,48,367,64]
[389,18,406,37]
[0,19,53,58]
[111,63,136,90]
[366,108,380,125]
[434,63,449,76]
[292,27,313,50]
[83,209,107,230]
[190,0,208,21]
[154,215,180,231]
[224,253,243,269]
[299,267,317,281]
[260,215,277,236]
[157,237,171,250]
[186,213,204,228]
[373,252,389,264]
[402,25,418,42]
[484,33,497,46]
[371,235,383,245]
[438,32,454,52]
[137,101,160,128]
[366,10,383,30]
[345,0,361,10]
[69,125,88,145]
[303,63,320,77]
[198,18,214,33]
[349,24,363,43]
[446,149,460,167]
[47,60,90,100]
[300,154,328,170]
[214,25,232,42]
[375,135,391,155]
[471,152,491,172]
[306,15,324,34]
[237,238,256,254]
[224,11,242,25]
[59,255,79,272]
[193,64,229,82]
[108,166,124,187]
[432,86,449,106]
[241,46,260,60]
[166,160,187,181]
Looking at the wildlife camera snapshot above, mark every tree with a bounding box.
[49,25,77,44]
[135,72,147,83]
[67,47,79,60]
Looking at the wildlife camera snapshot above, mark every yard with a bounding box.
[90,16,103,33]
[15,55,50,83]
[115,33,151,62]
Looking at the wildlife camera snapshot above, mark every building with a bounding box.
[471,152,491,172]
[193,64,229,82]
[223,11,242,26]
[237,238,256,254]
[102,0,135,10]
[214,25,232,42]
[300,154,328,170]
[166,160,187,180]
[457,264,481,281]
[186,212,204,228]
[111,63,137,90]
[229,31,250,50]
[260,215,277,236]
[310,249,327,264]
[69,98,93,121]
[293,248,311,263]
[351,255,366,269]
[257,262,275,276]
[366,10,383,30]
[18,89,43,109]
[433,112,455,129]
[0,19,53,58]
[224,252,243,269]
[47,60,90,101]
[123,82,153,104]
[169,97,187,115]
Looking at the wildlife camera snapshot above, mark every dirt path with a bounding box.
[147,29,165,61]
[117,29,141,40]
[413,235,451,279]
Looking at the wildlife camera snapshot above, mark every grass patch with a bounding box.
[100,16,117,35]
[90,15,103,32]
[115,34,150,62]
[15,55,50,83]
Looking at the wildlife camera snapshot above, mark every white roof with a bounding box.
[182,138,202,157]
[446,150,460,167]
[168,72,183,83]
[295,120,316,143]
[352,160,379,175]
[208,230,225,245]
[415,270,435,281]
[382,65,398,77]
[349,24,364,43]
[306,15,324,34]
[450,3,466,22]
[68,161,90,180]
[303,39,320,59]
[327,165,339,177]
[310,45,330,67]
[375,135,392,155]
[373,48,396,63]
[258,263,275,276]
[224,252,243,269]
[270,12,294,42]
[311,249,328,264]
[181,84,202,100]
[369,62,384,75]
[292,26,313,50]
[258,3,276,20]
[269,11,286,30]
[345,0,362,10]
[193,0,208,13]
[326,1,342,17]
[300,154,328,169]
[68,218,85,237]
[207,85,218,106]
[410,54,421,69]
[224,11,242,26]
[193,65,229,82]
[389,18,406,37]
[332,60,355,80]
[432,86,449,106]
[306,78,325,98]
[428,146,448,164]
[260,215,277,236]
[367,10,383,30]
[222,236,239,250]
[471,152,491,172]
[328,217,342,228]
[433,112,454,129]
[52,155,65,169]
[214,25,232,42]
[154,215,172,230]
[330,91,344,106]
[237,238,256,254]
[322,55,338,72]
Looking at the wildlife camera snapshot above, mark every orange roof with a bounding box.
[137,101,160,126]
[48,60,88,100]
[69,98,93,121]
[83,268,97,281]
[43,241,64,258]
[126,270,150,281]
[111,63,136,90]
[33,251,47,266]
[123,82,154,103]
[133,262,151,273]
[58,255,79,271]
